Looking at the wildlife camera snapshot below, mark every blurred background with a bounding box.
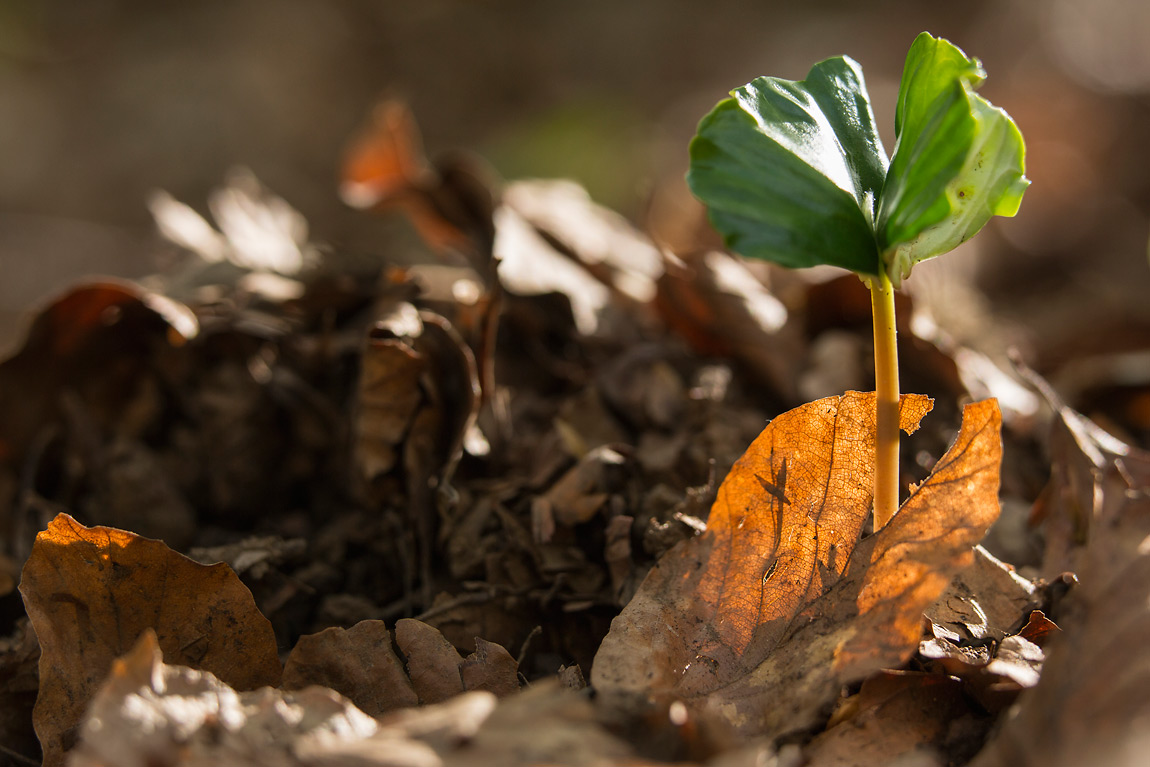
[2,0,1149,364]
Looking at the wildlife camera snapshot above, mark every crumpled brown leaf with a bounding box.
[915,548,1045,715]
[971,406,1150,767]
[18,513,281,766]
[593,393,1002,741]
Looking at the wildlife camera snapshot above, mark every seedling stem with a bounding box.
[686,32,1028,533]
[869,271,899,529]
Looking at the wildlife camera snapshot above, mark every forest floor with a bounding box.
[2,96,1150,767]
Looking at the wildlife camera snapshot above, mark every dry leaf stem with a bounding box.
[870,270,900,529]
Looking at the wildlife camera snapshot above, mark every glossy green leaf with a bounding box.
[688,32,1028,285]
[877,32,1029,283]
[687,56,887,275]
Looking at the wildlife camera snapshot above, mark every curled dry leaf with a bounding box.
[353,318,426,483]
[341,99,498,259]
[593,393,1002,741]
[0,280,195,467]
[18,513,281,767]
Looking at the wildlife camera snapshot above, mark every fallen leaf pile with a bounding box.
[0,103,1147,766]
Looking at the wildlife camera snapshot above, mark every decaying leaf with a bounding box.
[395,617,467,704]
[501,178,664,305]
[0,280,195,471]
[353,316,427,483]
[593,393,1002,741]
[72,630,630,767]
[394,617,520,706]
[1034,394,1139,579]
[283,617,520,720]
[341,100,497,258]
[807,671,975,767]
[655,249,798,399]
[925,545,1037,644]
[459,636,521,698]
[18,513,281,766]
[0,619,40,764]
[282,619,418,716]
[971,409,1150,767]
[70,629,386,767]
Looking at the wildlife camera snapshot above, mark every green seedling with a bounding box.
[688,32,1028,529]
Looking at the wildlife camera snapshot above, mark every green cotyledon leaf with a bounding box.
[687,32,1028,286]
[877,32,1029,284]
[687,55,888,276]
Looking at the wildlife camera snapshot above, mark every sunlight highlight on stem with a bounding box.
[870,271,900,529]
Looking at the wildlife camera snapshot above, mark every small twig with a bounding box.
[515,624,543,669]
[412,590,498,624]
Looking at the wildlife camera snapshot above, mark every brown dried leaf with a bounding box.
[925,546,1037,643]
[18,513,281,766]
[971,414,1150,767]
[0,620,40,764]
[1016,609,1059,647]
[353,324,426,483]
[395,617,466,704]
[282,619,418,716]
[807,671,973,767]
[542,445,626,526]
[655,250,798,399]
[391,618,520,706]
[460,636,520,698]
[0,280,195,467]
[1037,397,1141,578]
[593,394,1002,741]
[501,178,664,304]
[341,100,496,257]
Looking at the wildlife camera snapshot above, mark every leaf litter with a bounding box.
[0,103,1145,766]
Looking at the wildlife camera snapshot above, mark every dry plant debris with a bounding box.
[0,106,1147,764]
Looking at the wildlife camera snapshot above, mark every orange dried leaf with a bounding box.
[341,100,431,208]
[19,513,281,766]
[592,394,1002,741]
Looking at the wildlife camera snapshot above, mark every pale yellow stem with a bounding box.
[869,270,900,530]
